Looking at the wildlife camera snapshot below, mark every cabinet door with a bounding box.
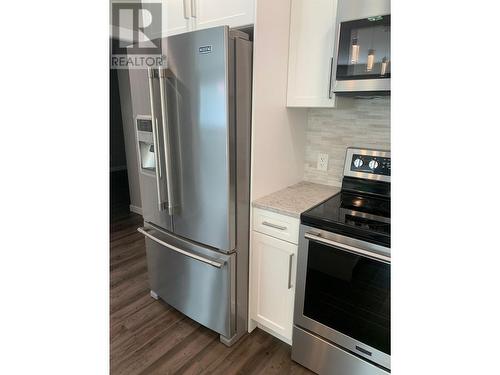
[287,0,338,107]
[193,0,255,30]
[250,231,297,342]
[164,0,193,36]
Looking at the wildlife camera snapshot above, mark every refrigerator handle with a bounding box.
[147,67,166,212]
[159,68,176,216]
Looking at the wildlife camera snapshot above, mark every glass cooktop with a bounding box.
[301,191,391,247]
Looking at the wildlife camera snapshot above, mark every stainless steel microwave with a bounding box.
[334,0,391,95]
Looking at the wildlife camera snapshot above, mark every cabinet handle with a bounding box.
[287,253,294,289]
[262,221,287,231]
[328,57,334,99]
[183,0,190,19]
[191,0,196,17]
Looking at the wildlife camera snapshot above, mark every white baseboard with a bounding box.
[129,204,143,215]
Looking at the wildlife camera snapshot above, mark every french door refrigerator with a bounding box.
[131,26,252,346]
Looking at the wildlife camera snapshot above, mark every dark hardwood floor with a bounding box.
[110,211,314,375]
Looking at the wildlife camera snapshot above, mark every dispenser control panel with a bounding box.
[137,118,152,132]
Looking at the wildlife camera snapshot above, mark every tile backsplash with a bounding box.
[303,97,390,186]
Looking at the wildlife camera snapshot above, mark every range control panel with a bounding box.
[351,153,391,176]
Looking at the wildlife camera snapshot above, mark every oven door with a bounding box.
[294,225,391,370]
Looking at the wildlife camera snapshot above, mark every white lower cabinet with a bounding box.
[250,213,299,344]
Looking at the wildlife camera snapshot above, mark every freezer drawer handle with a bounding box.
[138,227,225,268]
[304,232,391,264]
[262,221,287,231]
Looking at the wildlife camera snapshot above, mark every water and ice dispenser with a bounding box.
[136,116,155,172]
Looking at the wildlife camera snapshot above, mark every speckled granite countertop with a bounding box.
[252,181,340,218]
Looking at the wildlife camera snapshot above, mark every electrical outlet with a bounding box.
[317,153,329,171]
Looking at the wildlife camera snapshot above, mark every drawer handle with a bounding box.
[262,221,287,231]
[138,227,224,268]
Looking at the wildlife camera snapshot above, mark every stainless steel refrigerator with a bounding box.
[130,26,252,346]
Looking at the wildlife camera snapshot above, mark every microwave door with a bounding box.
[166,27,236,252]
[334,14,391,94]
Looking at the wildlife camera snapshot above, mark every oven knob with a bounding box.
[353,158,363,168]
[369,159,379,170]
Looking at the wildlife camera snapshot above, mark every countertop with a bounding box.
[252,181,340,218]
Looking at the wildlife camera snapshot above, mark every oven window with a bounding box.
[303,241,390,354]
[336,15,390,80]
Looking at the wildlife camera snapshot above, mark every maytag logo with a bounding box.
[198,45,213,54]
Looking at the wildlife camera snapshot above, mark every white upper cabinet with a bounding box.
[163,0,255,37]
[193,0,255,30]
[287,0,338,107]
[164,0,194,36]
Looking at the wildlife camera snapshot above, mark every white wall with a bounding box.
[250,0,308,201]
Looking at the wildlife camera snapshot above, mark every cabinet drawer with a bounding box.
[253,208,300,244]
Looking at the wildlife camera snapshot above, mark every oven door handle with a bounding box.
[304,232,391,264]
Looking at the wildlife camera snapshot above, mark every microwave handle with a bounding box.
[304,232,391,264]
[328,57,334,99]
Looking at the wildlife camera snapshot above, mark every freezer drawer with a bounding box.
[139,224,236,338]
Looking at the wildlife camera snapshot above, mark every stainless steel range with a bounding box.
[292,148,390,374]
[131,26,253,346]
